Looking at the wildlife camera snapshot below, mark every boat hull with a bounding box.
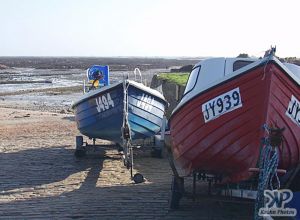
[73,81,167,144]
[170,61,300,183]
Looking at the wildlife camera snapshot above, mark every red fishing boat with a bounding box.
[168,48,300,208]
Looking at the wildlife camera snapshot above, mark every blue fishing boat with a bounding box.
[73,79,167,143]
[72,66,168,183]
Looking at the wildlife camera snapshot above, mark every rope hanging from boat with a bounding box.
[121,80,131,140]
[254,125,284,220]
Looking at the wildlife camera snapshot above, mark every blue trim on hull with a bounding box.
[73,81,167,143]
[128,113,160,139]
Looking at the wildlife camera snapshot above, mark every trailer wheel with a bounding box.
[76,136,83,148]
[75,136,86,157]
[133,173,144,184]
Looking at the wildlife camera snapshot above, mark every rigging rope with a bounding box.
[254,125,282,220]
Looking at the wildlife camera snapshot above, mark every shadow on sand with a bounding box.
[0,146,107,192]
[0,146,253,219]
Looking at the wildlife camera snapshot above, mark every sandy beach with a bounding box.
[2,0,300,217]
[0,106,254,219]
[0,57,253,219]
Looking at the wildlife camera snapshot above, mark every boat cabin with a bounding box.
[179,57,300,111]
[184,58,256,96]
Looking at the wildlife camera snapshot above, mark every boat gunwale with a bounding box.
[72,79,167,109]
[171,57,300,121]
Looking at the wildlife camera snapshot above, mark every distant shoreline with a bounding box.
[0,57,200,70]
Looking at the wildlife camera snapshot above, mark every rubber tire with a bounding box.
[76,136,83,149]
[133,173,144,184]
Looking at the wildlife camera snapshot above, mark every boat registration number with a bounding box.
[95,93,115,113]
[202,87,242,123]
[286,95,300,127]
[137,93,154,111]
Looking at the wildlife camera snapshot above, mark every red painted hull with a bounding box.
[170,61,300,183]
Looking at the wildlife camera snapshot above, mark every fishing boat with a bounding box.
[72,66,168,182]
[168,48,300,208]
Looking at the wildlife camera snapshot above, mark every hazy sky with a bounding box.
[1,0,299,57]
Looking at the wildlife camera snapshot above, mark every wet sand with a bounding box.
[0,66,168,113]
[0,87,81,113]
